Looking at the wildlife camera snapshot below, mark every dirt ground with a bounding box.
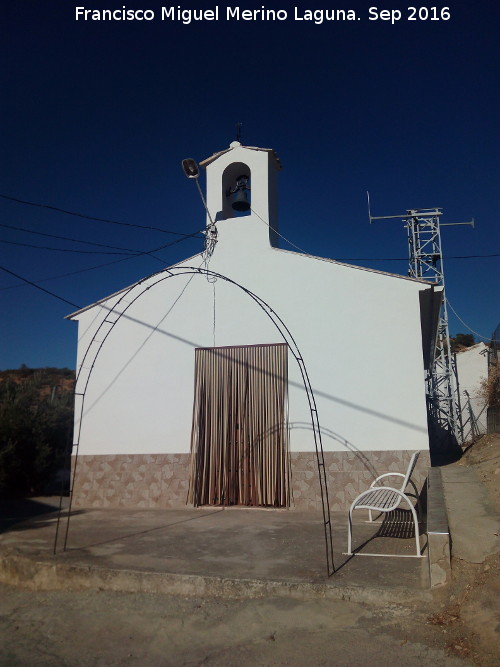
[459,433,499,511]
[424,432,499,667]
[0,581,489,667]
[0,435,498,667]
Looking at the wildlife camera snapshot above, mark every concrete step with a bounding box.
[440,464,499,564]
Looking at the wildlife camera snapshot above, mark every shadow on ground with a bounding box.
[0,497,62,533]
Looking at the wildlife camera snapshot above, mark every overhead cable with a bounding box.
[0,221,150,253]
[1,239,139,255]
[0,265,80,308]
[446,299,498,342]
[0,225,207,290]
[251,207,499,260]
[335,254,500,261]
[251,206,309,254]
[0,193,204,238]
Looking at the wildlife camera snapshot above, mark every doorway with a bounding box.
[188,343,290,507]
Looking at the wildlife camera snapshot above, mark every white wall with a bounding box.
[455,343,488,438]
[72,212,430,458]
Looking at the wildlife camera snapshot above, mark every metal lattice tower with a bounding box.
[405,209,461,443]
[369,201,474,447]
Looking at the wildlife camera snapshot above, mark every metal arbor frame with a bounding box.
[405,209,462,443]
[54,265,336,576]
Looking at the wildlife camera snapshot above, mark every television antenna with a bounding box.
[367,194,474,447]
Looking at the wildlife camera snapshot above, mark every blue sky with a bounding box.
[1,0,498,369]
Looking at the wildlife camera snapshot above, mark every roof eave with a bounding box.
[271,246,435,284]
[199,145,283,170]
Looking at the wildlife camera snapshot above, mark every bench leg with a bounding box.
[347,507,354,555]
[347,497,422,557]
[405,496,421,556]
[407,479,422,521]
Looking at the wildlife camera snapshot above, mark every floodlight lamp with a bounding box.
[182,158,199,179]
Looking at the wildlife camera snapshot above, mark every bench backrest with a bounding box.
[402,451,420,490]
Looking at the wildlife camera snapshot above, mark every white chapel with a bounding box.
[68,142,438,511]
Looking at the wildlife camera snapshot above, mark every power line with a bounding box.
[335,254,500,261]
[2,232,496,293]
[3,194,496,261]
[447,299,498,342]
[0,265,80,308]
[0,261,140,291]
[251,206,309,254]
[445,254,499,259]
[0,225,208,290]
[1,239,139,255]
[0,193,205,238]
[94,226,207,265]
[252,208,499,260]
[0,222,150,253]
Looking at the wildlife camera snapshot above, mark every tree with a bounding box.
[0,372,73,497]
[450,333,475,352]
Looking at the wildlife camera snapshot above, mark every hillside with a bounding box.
[0,367,75,397]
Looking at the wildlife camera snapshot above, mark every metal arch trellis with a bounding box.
[54,265,336,576]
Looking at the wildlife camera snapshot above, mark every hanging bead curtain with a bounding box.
[188,343,290,507]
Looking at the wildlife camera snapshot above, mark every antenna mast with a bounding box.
[368,199,474,448]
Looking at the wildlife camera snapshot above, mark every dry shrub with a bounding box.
[428,608,461,626]
[446,636,472,657]
[478,361,500,407]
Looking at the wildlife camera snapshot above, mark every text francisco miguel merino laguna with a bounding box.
[75,6,364,23]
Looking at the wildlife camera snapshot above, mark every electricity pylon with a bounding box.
[369,200,473,446]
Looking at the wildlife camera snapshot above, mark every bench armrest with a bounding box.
[370,472,405,488]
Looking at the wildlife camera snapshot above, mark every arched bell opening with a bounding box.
[222,162,251,219]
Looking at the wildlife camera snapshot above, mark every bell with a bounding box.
[228,174,250,212]
[232,188,250,212]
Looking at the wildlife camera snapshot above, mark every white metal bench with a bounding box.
[347,451,423,557]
